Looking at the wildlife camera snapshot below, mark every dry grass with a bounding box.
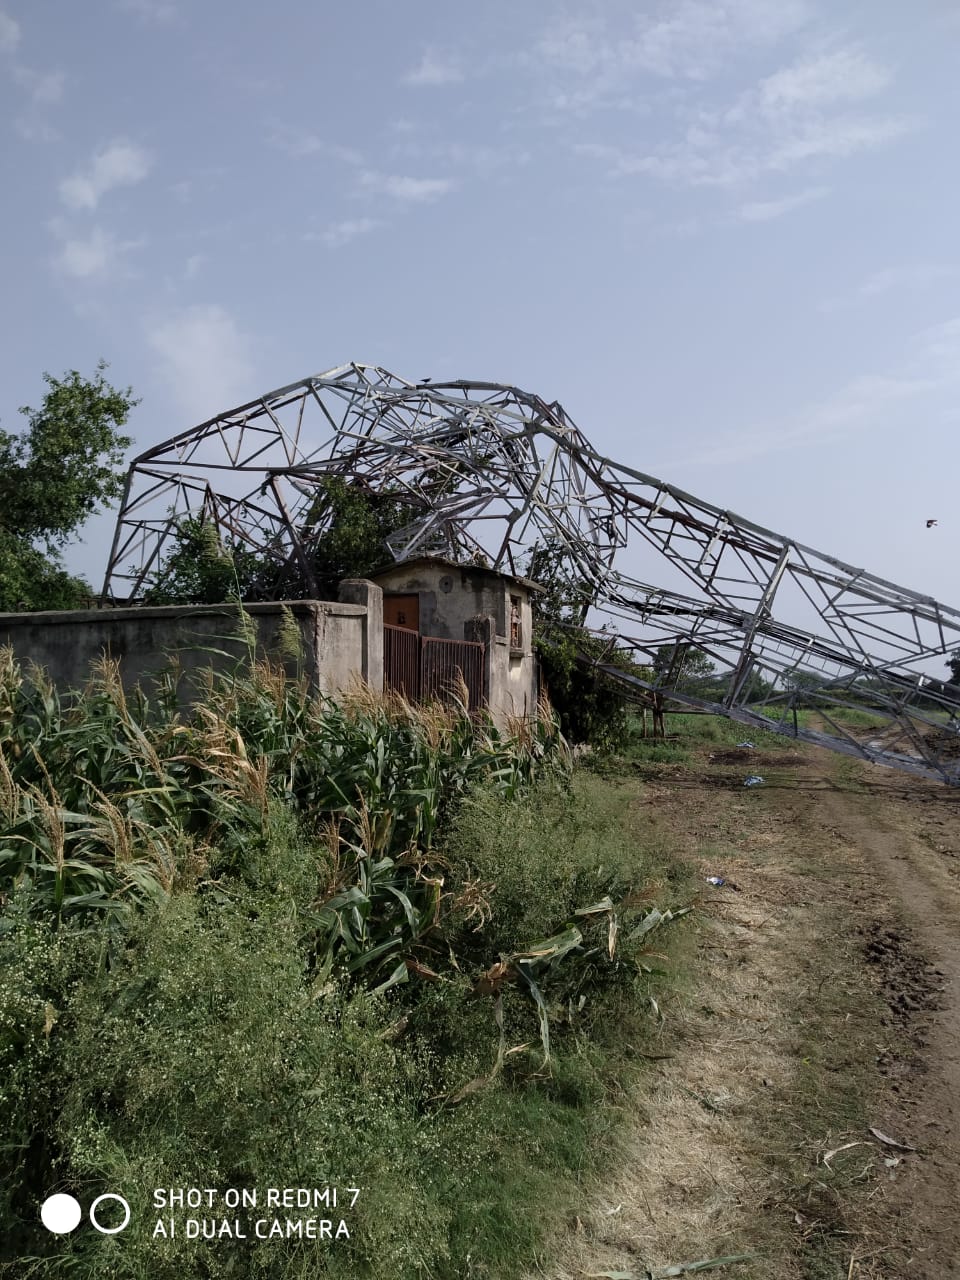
[536,864,802,1278]
[532,753,901,1280]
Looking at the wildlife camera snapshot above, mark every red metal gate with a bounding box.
[420,636,484,709]
[384,627,484,710]
[383,624,420,700]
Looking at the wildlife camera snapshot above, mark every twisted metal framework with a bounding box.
[105,363,960,783]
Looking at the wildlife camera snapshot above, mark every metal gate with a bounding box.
[384,626,484,710]
[383,624,420,700]
[420,636,484,708]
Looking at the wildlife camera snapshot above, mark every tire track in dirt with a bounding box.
[814,772,960,1278]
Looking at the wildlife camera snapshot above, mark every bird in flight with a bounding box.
[926,519,938,528]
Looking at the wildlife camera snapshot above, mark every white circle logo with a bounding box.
[89,1193,131,1235]
[40,1193,82,1234]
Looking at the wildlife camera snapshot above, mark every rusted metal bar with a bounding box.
[420,636,484,710]
[383,624,419,701]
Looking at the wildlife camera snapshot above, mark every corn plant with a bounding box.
[469,899,693,1072]
[0,648,569,965]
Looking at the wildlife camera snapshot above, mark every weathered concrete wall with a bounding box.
[0,600,375,700]
[338,579,384,688]
[464,616,539,725]
[503,637,539,721]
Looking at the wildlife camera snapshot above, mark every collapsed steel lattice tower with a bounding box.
[105,362,960,784]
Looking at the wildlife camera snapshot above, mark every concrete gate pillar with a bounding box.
[338,580,384,689]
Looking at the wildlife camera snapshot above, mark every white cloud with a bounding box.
[268,130,363,165]
[325,143,364,166]
[448,142,532,175]
[1,22,65,138]
[16,116,59,143]
[535,0,810,101]
[599,140,744,185]
[660,319,960,468]
[757,50,891,112]
[60,140,152,210]
[577,44,911,187]
[536,21,605,76]
[910,316,960,377]
[803,372,940,431]
[819,259,960,309]
[13,65,65,104]
[146,304,255,420]
[359,171,455,203]
[821,263,960,312]
[770,115,913,166]
[273,131,323,157]
[307,218,381,249]
[402,48,463,86]
[0,10,20,54]
[639,0,810,77]
[55,227,115,278]
[51,225,143,279]
[737,185,827,220]
[664,374,939,468]
[184,253,205,280]
[390,137,531,176]
[861,264,960,297]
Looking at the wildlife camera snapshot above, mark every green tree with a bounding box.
[782,669,831,703]
[0,362,136,611]
[147,477,415,605]
[525,539,591,630]
[142,516,266,605]
[653,643,719,695]
[525,541,643,750]
[303,476,414,598]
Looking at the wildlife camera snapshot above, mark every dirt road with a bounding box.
[813,766,960,1277]
[542,738,960,1279]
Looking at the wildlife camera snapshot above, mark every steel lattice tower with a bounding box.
[105,363,960,784]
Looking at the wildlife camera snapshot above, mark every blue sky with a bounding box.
[1,0,958,608]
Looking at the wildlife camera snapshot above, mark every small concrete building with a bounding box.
[369,556,541,724]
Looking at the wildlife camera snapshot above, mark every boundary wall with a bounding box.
[0,581,534,725]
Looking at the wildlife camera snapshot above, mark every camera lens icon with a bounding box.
[41,1192,131,1235]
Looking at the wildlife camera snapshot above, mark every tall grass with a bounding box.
[639,711,810,746]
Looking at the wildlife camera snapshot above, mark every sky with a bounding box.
[1,0,959,613]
